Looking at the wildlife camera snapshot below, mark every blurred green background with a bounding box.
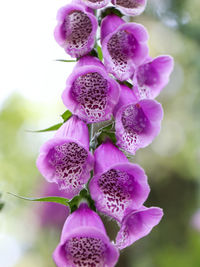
[1,0,200,266]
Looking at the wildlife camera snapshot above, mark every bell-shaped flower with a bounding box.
[62,56,120,123]
[133,55,174,100]
[36,116,94,199]
[89,142,150,222]
[36,182,70,228]
[101,14,148,81]
[53,203,119,267]
[54,3,97,58]
[111,0,147,16]
[114,84,163,155]
[79,0,110,9]
[116,206,163,249]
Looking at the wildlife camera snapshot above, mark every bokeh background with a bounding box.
[0,0,200,266]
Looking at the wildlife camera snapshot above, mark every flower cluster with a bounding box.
[36,1,173,266]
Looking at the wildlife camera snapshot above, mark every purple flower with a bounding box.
[116,206,163,249]
[36,182,69,228]
[111,0,147,16]
[53,203,119,267]
[133,56,174,100]
[114,85,163,154]
[89,142,150,222]
[36,116,93,199]
[101,14,148,81]
[79,0,110,9]
[191,209,200,232]
[62,56,120,123]
[54,3,97,58]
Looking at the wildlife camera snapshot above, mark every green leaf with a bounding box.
[55,59,76,63]
[96,45,103,61]
[27,123,63,133]
[8,192,69,206]
[61,110,72,122]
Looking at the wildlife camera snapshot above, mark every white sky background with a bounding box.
[0,0,74,106]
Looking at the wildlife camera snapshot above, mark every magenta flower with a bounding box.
[111,0,147,16]
[53,203,119,267]
[116,206,163,249]
[101,14,148,81]
[62,56,120,123]
[36,116,93,199]
[114,84,163,154]
[133,56,174,100]
[54,3,97,58]
[89,142,150,222]
[79,0,110,9]
[36,182,69,228]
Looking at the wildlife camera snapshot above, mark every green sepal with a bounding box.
[8,192,69,206]
[100,7,123,24]
[89,49,99,58]
[68,189,96,213]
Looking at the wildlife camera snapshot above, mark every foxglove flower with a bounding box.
[89,142,150,222]
[54,3,97,58]
[101,14,148,81]
[53,203,119,267]
[133,56,174,100]
[37,182,69,228]
[115,84,163,154]
[79,0,110,9]
[111,0,147,16]
[62,56,120,123]
[36,116,93,199]
[116,206,163,249]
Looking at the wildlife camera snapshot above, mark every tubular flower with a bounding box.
[36,116,93,199]
[114,84,163,155]
[53,203,119,267]
[54,3,97,58]
[111,0,147,16]
[79,0,110,9]
[37,182,70,228]
[89,142,150,222]
[62,56,120,123]
[101,14,148,81]
[133,55,174,100]
[116,206,163,249]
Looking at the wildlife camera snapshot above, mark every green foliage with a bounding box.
[61,110,72,122]
[28,123,63,133]
[96,45,103,61]
[55,59,76,62]
[8,192,69,206]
